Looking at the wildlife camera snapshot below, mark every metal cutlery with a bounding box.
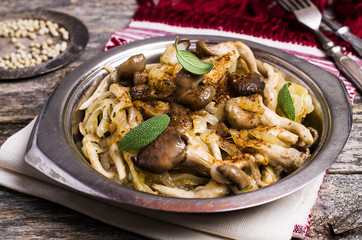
[277,0,362,93]
[322,2,362,58]
[322,15,362,57]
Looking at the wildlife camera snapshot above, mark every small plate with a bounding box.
[0,9,88,80]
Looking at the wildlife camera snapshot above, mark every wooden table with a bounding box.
[0,0,360,239]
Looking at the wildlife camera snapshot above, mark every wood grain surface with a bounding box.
[0,0,361,239]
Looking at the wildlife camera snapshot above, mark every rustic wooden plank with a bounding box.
[0,123,28,145]
[307,174,362,239]
[0,186,147,239]
[0,68,70,123]
[306,94,362,239]
[328,94,362,174]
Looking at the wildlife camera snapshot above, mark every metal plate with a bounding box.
[25,35,352,213]
[0,9,88,79]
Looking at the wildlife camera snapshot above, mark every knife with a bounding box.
[322,15,362,58]
[308,28,362,93]
[326,44,362,94]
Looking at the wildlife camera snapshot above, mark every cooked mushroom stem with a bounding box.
[293,127,319,150]
[225,98,261,129]
[152,179,229,198]
[308,127,319,144]
[116,53,146,81]
[249,140,308,168]
[208,121,229,137]
[180,137,222,176]
[195,40,258,73]
[262,62,281,111]
[196,40,218,56]
[261,107,314,144]
[216,165,251,190]
[225,94,314,144]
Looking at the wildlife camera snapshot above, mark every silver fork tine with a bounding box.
[292,0,304,10]
[277,0,294,12]
[279,0,314,12]
[278,0,321,30]
[296,0,309,8]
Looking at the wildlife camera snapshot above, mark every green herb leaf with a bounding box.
[175,37,215,75]
[278,82,296,121]
[118,114,170,151]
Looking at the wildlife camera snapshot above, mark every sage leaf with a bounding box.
[118,114,170,151]
[175,37,215,75]
[278,82,296,121]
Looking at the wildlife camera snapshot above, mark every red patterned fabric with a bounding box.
[134,0,361,53]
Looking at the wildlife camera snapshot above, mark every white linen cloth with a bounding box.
[0,118,324,240]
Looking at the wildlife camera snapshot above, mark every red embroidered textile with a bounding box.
[134,0,362,53]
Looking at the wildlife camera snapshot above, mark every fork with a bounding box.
[277,0,362,93]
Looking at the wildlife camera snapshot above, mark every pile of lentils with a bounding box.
[0,18,69,69]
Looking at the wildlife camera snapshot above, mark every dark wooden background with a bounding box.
[0,0,360,239]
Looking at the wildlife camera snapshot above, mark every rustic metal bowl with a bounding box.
[25,35,352,212]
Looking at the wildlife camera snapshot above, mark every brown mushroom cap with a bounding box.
[116,53,146,82]
[228,72,265,96]
[195,40,220,57]
[174,68,204,93]
[167,104,193,133]
[177,84,216,110]
[134,129,188,174]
